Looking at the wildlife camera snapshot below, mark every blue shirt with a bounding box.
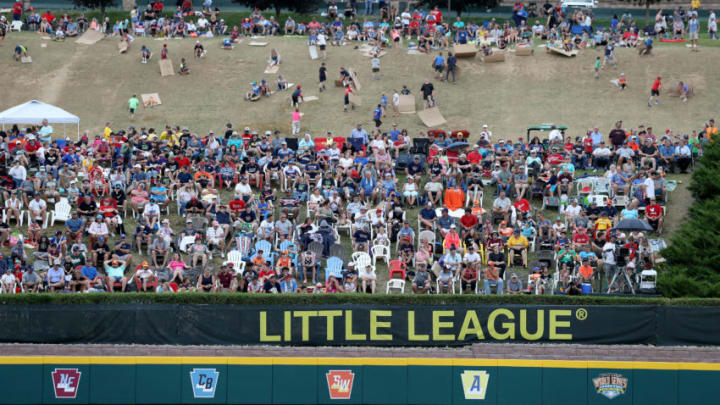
[81,266,98,280]
[66,218,84,232]
[419,208,437,220]
[350,128,369,145]
[373,108,383,120]
[389,129,401,141]
[590,132,603,146]
[689,19,699,33]
[434,55,445,67]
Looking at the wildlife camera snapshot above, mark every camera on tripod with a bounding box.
[615,247,630,267]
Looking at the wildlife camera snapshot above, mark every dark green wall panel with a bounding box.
[362,366,407,404]
[497,367,541,405]
[633,369,676,405]
[678,370,716,405]
[0,365,42,404]
[544,368,587,405]
[227,365,273,404]
[452,366,497,405]
[407,366,452,405]
[272,365,317,404]
[89,365,135,404]
[135,364,182,404]
[42,364,90,404]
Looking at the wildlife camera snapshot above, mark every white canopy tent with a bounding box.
[0,100,80,139]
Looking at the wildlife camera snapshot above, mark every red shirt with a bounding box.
[513,199,531,212]
[645,204,663,220]
[153,1,164,11]
[651,79,661,91]
[100,198,118,217]
[175,156,191,167]
[228,198,246,211]
[13,2,22,15]
[583,137,594,153]
[460,214,478,228]
[24,141,40,153]
[467,151,482,164]
[42,12,55,23]
[573,233,590,245]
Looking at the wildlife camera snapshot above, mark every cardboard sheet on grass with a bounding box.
[548,46,578,57]
[309,45,318,60]
[515,46,533,56]
[398,95,416,114]
[158,59,174,76]
[141,93,162,107]
[304,96,319,102]
[249,41,268,47]
[482,52,505,63]
[118,40,129,53]
[75,30,104,45]
[417,107,446,127]
[264,64,279,74]
[348,93,362,106]
[453,43,477,58]
[348,68,362,90]
[20,56,32,63]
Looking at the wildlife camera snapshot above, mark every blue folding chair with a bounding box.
[325,256,344,282]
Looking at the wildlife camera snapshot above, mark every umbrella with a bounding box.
[446,141,469,151]
[614,218,653,232]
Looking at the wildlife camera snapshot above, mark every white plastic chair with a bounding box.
[179,235,196,253]
[593,177,612,196]
[3,199,24,226]
[50,199,72,226]
[10,21,23,32]
[587,194,609,207]
[385,279,405,294]
[351,252,372,270]
[436,276,456,294]
[576,178,595,196]
[465,188,484,208]
[371,244,390,266]
[226,250,246,275]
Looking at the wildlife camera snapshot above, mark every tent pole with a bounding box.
[77,123,80,141]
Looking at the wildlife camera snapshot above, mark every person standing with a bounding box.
[373,104,383,128]
[317,30,327,59]
[128,94,140,121]
[432,51,445,80]
[688,14,700,51]
[593,56,601,79]
[161,43,168,59]
[365,0,373,15]
[709,10,717,40]
[343,83,354,112]
[291,85,303,108]
[291,108,301,135]
[392,89,400,117]
[445,51,457,83]
[371,54,380,79]
[420,79,434,108]
[648,76,661,107]
[318,62,327,92]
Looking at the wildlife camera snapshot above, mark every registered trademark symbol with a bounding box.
[576,308,588,321]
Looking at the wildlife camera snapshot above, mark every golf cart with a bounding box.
[526,123,568,143]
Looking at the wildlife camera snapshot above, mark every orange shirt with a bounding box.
[443,188,464,211]
[578,264,594,279]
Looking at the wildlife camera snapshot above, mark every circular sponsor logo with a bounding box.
[576,308,588,321]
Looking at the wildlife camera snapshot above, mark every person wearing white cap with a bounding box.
[206,220,227,256]
[479,124,492,144]
[194,40,205,58]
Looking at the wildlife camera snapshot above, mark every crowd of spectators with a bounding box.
[0,112,713,295]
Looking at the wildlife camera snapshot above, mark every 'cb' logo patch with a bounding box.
[190,368,220,399]
[326,370,355,399]
[51,368,82,399]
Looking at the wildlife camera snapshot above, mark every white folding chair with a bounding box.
[371,244,390,266]
[50,199,72,226]
[385,279,405,294]
[226,250,246,275]
[10,21,23,32]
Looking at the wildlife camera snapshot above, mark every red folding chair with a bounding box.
[446,149,459,164]
[333,137,347,151]
[315,137,327,152]
[388,260,407,280]
[427,129,446,139]
[451,130,470,139]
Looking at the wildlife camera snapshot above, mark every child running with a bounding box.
[318,62,327,92]
[291,108,301,135]
[594,56,601,79]
[649,76,661,107]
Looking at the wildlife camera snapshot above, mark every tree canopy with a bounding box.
[231,0,323,17]
[71,0,117,14]
[417,0,500,17]
[658,140,720,297]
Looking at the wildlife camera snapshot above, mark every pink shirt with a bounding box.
[292,111,301,122]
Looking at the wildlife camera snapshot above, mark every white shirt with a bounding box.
[234,182,252,196]
[401,12,411,25]
[143,203,160,215]
[677,145,691,156]
[642,177,655,197]
[602,242,616,265]
[29,199,47,212]
[206,226,224,242]
[317,33,326,46]
[463,252,481,263]
[392,92,400,106]
[479,129,492,143]
[9,165,26,181]
[1,273,15,285]
[88,221,109,236]
[548,129,563,142]
[593,147,612,157]
[565,204,581,218]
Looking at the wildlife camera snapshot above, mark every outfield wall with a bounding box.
[2,304,719,346]
[1,356,717,405]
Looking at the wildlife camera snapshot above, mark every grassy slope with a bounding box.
[0,30,711,292]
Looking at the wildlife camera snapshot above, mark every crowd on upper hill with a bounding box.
[0,115,714,296]
[4,0,715,51]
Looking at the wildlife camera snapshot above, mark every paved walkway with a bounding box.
[2,343,718,363]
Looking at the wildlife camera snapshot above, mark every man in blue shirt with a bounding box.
[373,104,383,128]
[65,212,85,241]
[445,52,457,83]
[419,201,437,229]
[437,208,454,236]
[359,171,377,203]
[389,123,401,142]
[350,123,369,147]
[433,52,445,80]
[590,128,603,146]
[78,264,102,292]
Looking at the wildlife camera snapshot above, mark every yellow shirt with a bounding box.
[595,218,612,231]
[507,235,529,249]
[103,126,112,140]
